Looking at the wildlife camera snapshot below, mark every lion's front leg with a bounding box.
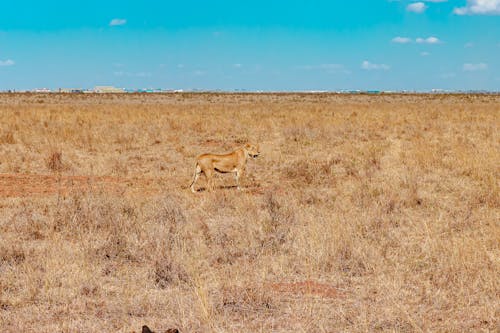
[235,168,244,190]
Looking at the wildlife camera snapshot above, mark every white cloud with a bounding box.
[440,72,456,79]
[423,0,448,2]
[463,63,488,71]
[114,71,151,77]
[109,18,127,26]
[391,36,441,44]
[233,63,242,68]
[392,36,412,43]
[0,59,14,66]
[297,63,350,74]
[416,36,441,44]
[420,51,431,56]
[299,64,344,70]
[407,2,428,13]
[454,0,500,15]
[318,64,344,70]
[361,60,390,71]
[135,72,152,77]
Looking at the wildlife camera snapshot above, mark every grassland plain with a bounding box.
[0,93,498,332]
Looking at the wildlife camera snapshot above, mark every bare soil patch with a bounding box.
[0,173,152,197]
[270,280,344,299]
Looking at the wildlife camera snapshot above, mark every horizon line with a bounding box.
[1,89,499,94]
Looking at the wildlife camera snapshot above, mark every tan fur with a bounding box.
[190,143,260,192]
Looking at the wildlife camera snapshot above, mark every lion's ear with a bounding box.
[244,143,251,149]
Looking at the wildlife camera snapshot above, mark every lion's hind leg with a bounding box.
[204,168,214,192]
[190,164,202,193]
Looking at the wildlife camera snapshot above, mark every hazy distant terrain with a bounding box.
[0,93,498,332]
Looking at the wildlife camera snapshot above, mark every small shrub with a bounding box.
[0,131,15,144]
[261,191,296,252]
[46,151,64,172]
[216,284,275,315]
[93,232,137,262]
[153,255,190,288]
[0,244,26,265]
[284,158,339,186]
[154,196,186,241]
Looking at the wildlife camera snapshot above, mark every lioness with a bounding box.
[190,143,260,192]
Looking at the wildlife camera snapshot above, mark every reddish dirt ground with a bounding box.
[270,281,344,299]
[0,173,155,198]
[0,173,271,198]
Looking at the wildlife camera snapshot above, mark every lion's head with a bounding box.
[244,143,260,158]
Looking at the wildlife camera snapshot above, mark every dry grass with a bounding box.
[0,92,499,332]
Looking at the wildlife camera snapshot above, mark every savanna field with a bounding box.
[0,93,498,332]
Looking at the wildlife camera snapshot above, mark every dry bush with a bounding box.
[148,197,191,288]
[46,151,64,172]
[53,193,122,234]
[154,196,187,226]
[260,191,296,253]
[215,284,275,316]
[152,254,190,289]
[0,131,15,144]
[0,242,26,266]
[7,202,49,240]
[283,158,340,185]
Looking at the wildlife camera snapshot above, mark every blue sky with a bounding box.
[0,0,499,91]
